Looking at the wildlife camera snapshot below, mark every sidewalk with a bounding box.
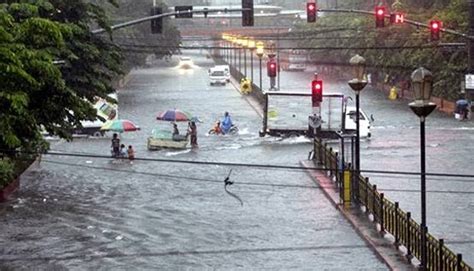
[300,160,415,271]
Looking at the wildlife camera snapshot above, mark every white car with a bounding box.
[214,65,230,82]
[344,106,371,138]
[178,57,193,69]
[209,69,227,86]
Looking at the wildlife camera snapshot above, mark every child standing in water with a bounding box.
[127,145,135,163]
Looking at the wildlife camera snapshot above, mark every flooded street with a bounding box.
[0,51,387,270]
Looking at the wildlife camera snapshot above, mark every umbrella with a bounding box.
[100,119,140,132]
[456,99,469,106]
[156,109,193,122]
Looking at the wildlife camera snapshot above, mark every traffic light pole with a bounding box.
[92,8,251,34]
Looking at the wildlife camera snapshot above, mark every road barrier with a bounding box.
[313,137,473,271]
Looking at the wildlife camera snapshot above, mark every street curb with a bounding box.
[300,160,414,271]
[228,77,264,118]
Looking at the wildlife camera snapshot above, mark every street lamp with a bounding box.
[409,67,436,271]
[348,54,367,186]
[248,39,256,83]
[256,41,265,91]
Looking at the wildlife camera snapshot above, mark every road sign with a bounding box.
[465,74,474,90]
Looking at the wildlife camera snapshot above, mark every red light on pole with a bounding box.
[311,80,323,106]
[267,60,277,77]
[307,2,317,23]
[430,20,441,41]
[375,6,385,28]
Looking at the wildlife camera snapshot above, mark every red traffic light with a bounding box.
[311,80,323,105]
[306,3,316,23]
[307,3,317,23]
[430,20,441,41]
[375,6,385,28]
[267,60,277,77]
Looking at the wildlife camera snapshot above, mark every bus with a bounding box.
[280,49,307,71]
[72,94,118,137]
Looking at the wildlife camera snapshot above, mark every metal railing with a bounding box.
[313,137,473,271]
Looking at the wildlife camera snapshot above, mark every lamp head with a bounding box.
[411,67,433,105]
[349,54,366,81]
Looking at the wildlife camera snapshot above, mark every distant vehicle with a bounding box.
[280,49,307,71]
[178,56,193,69]
[214,65,230,82]
[73,94,118,137]
[344,106,371,138]
[209,68,227,86]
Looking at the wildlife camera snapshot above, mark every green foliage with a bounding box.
[0,158,14,189]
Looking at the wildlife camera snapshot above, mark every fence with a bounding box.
[313,137,472,271]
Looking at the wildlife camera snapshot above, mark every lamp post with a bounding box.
[256,41,265,91]
[248,39,256,84]
[348,54,367,201]
[409,67,436,271]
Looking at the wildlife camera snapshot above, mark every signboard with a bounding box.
[465,74,474,90]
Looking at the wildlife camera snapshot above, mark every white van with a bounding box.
[209,68,227,86]
[215,65,230,82]
[344,106,371,138]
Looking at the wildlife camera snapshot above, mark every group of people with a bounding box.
[172,121,198,148]
[111,133,135,161]
[210,112,233,135]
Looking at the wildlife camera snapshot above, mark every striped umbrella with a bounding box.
[156,109,193,122]
[100,119,140,133]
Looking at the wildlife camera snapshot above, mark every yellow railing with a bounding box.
[313,138,473,271]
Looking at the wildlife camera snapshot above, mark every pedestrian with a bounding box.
[127,145,135,163]
[120,144,126,157]
[188,121,198,147]
[111,133,120,157]
[172,123,179,136]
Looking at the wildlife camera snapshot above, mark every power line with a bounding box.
[40,159,474,195]
[17,150,474,180]
[116,44,460,51]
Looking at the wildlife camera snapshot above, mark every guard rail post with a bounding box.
[395,202,400,248]
[439,239,444,271]
[380,193,385,235]
[406,212,413,260]
[457,254,462,271]
[343,167,351,209]
[364,177,369,213]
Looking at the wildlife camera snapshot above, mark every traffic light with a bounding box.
[150,6,163,34]
[390,12,404,24]
[375,6,385,28]
[175,5,193,18]
[430,20,441,41]
[311,80,323,106]
[307,2,316,23]
[242,0,254,27]
[267,60,277,77]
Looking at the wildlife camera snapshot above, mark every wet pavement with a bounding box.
[239,56,474,264]
[0,51,388,270]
